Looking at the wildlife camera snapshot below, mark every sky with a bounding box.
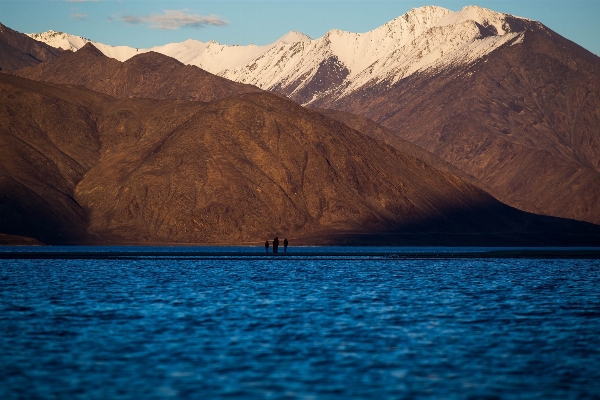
[1,0,599,55]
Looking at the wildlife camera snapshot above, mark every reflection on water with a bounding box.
[1,251,599,398]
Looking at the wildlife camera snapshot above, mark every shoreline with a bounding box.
[1,248,600,260]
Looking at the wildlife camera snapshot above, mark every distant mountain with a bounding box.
[25,6,595,107]
[28,6,558,105]
[9,6,600,238]
[10,42,263,102]
[2,73,598,245]
[29,6,540,102]
[312,26,600,225]
[221,6,551,104]
[225,5,599,226]
[0,22,62,70]
[27,28,312,72]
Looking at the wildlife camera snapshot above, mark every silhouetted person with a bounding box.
[273,236,279,253]
[265,240,269,254]
[284,238,288,253]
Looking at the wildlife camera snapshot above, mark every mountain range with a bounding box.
[9,43,263,103]
[21,5,600,227]
[1,5,599,245]
[3,72,598,245]
[26,28,312,74]
[23,6,555,103]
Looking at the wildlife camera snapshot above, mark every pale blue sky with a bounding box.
[1,0,598,55]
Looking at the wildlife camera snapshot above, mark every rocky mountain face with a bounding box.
[2,74,598,245]
[312,108,488,191]
[9,43,263,102]
[0,22,62,70]
[313,29,600,225]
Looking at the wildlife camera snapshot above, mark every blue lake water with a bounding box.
[1,247,600,399]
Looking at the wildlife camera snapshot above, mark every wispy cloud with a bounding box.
[70,13,88,20]
[121,15,142,25]
[120,10,227,30]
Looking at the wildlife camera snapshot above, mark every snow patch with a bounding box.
[511,32,525,45]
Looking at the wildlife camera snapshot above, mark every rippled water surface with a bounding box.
[1,248,600,399]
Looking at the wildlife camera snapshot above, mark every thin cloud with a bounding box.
[121,10,227,30]
[121,15,142,25]
[70,13,88,20]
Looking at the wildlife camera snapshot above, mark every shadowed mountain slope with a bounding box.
[312,29,600,225]
[0,22,62,70]
[0,233,45,246]
[9,43,263,102]
[1,74,599,245]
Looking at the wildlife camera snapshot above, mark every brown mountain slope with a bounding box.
[8,42,263,102]
[312,108,491,192]
[0,23,62,70]
[1,74,599,245]
[0,233,45,246]
[312,29,600,225]
[0,77,100,243]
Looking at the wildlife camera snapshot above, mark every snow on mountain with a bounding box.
[27,30,87,52]
[27,30,143,61]
[28,6,548,105]
[149,32,311,73]
[277,30,312,44]
[167,40,275,74]
[26,29,312,74]
[219,5,549,104]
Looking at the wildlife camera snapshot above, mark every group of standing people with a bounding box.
[265,237,288,253]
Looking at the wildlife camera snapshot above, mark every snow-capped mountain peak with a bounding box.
[219,5,548,104]
[434,5,541,35]
[277,30,312,44]
[27,5,550,105]
[27,30,142,60]
[27,30,91,52]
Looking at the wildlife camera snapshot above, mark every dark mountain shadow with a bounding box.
[0,179,89,245]
[294,199,600,247]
